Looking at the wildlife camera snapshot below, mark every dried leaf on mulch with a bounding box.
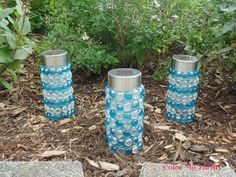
[59,118,73,125]
[189,145,208,153]
[38,151,66,158]
[86,159,120,171]
[11,107,27,116]
[175,133,187,142]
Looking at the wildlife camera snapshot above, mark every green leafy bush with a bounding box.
[41,0,175,73]
[39,3,118,74]
[0,0,34,90]
[152,0,216,81]
[152,0,236,81]
[29,0,50,32]
[172,1,217,54]
[153,57,171,82]
[42,0,235,80]
[69,0,172,65]
[213,0,236,80]
[1,0,49,32]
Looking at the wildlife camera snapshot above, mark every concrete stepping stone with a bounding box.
[0,172,11,177]
[0,161,84,177]
[139,162,236,177]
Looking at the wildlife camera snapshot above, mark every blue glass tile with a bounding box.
[106,99,111,109]
[110,128,116,136]
[116,120,123,129]
[123,112,131,120]
[116,104,124,111]
[124,148,132,155]
[109,110,116,118]
[132,101,139,109]
[124,91,133,100]
[133,137,138,144]
[137,126,143,135]
[111,146,118,153]
[131,119,139,128]
[117,139,125,148]
[139,108,144,117]
[105,119,110,128]
[123,131,132,138]
[109,90,116,99]
[137,142,143,151]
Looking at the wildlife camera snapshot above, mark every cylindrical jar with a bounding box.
[40,50,75,120]
[165,55,200,123]
[105,68,144,155]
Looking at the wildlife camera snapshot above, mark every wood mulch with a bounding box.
[0,53,235,177]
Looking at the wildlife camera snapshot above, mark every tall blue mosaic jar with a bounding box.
[105,68,145,155]
[40,50,75,120]
[165,55,200,124]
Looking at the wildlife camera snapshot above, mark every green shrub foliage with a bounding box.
[41,0,174,73]
[214,0,236,80]
[41,0,235,79]
[152,0,236,81]
[0,0,35,90]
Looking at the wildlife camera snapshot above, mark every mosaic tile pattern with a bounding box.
[165,68,200,123]
[105,85,145,155]
[40,64,75,120]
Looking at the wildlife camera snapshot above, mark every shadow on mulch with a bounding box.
[0,52,235,177]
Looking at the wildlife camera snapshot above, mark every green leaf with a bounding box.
[6,33,17,49]
[6,60,22,73]
[0,20,10,31]
[17,17,31,35]
[25,38,37,48]
[2,19,9,26]
[0,35,6,44]
[0,48,12,63]
[16,0,23,7]
[0,79,14,91]
[13,47,32,60]
[220,5,236,13]
[0,8,14,19]
[222,22,236,34]
[219,46,233,53]
[135,49,144,65]
[16,0,24,15]
[6,68,17,80]
[7,16,20,33]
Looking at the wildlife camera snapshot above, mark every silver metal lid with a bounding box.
[172,55,199,72]
[108,68,141,91]
[40,50,68,68]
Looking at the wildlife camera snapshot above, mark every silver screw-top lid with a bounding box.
[172,55,199,72]
[40,50,68,68]
[108,68,141,91]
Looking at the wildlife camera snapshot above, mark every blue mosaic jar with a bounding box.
[40,50,75,120]
[105,68,145,155]
[165,55,200,124]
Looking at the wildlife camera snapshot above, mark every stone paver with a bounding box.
[0,172,11,177]
[139,162,236,177]
[0,161,84,177]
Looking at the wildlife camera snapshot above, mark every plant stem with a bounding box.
[0,63,9,76]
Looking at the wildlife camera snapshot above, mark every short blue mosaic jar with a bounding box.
[105,68,145,155]
[40,50,75,121]
[165,55,200,124]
